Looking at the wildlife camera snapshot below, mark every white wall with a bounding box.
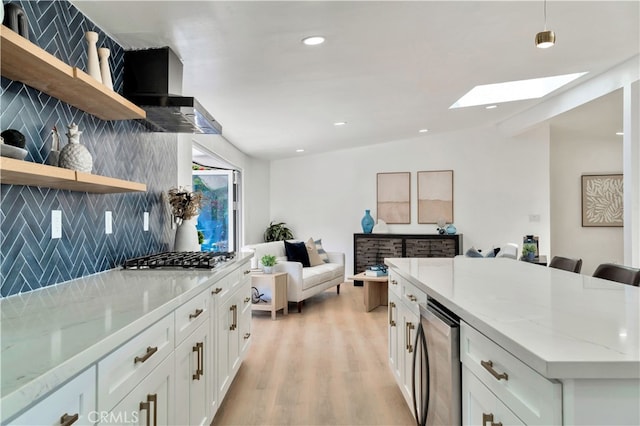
[270,125,551,276]
[550,126,624,275]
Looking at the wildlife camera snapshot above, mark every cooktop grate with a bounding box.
[123,251,235,270]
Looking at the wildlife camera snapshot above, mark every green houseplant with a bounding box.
[522,243,537,261]
[260,254,277,273]
[263,221,294,242]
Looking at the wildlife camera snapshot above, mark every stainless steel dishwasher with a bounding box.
[412,298,461,426]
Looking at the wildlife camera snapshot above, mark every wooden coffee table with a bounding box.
[350,272,389,312]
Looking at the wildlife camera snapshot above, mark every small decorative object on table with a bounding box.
[85,31,102,83]
[260,254,277,274]
[366,264,388,277]
[58,123,92,172]
[3,3,29,39]
[446,223,457,235]
[437,218,447,235]
[0,129,28,160]
[168,187,203,251]
[522,243,537,261]
[361,209,375,233]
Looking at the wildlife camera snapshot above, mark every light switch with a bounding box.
[143,212,149,231]
[51,210,62,239]
[529,214,541,222]
[105,211,112,234]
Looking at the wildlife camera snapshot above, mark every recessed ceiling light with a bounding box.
[616,132,624,136]
[418,129,429,133]
[296,149,305,153]
[302,36,325,46]
[334,121,347,126]
[485,105,498,109]
[450,72,587,109]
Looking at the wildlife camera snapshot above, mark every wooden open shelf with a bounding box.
[0,25,146,121]
[0,157,146,193]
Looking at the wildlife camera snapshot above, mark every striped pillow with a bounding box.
[314,239,330,263]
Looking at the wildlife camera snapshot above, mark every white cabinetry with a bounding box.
[8,367,96,426]
[106,353,174,426]
[462,366,524,426]
[460,322,562,426]
[176,321,210,426]
[387,270,423,411]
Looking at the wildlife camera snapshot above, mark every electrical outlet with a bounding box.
[105,211,112,234]
[529,214,540,222]
[51,210,62,239]
[143,212,149,231]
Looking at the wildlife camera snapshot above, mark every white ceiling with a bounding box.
[71,1,639,160]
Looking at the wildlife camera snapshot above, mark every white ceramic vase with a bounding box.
[85,31,102,83]
[98,47,113,90]
[58,123,92,173]
[174,219,200,252]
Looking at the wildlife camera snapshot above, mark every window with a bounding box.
[192,169,236,253]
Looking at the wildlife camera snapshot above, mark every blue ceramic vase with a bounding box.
[361,210,375,233]
[446,224,457,235]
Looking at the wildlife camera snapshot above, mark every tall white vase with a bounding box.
[85,31,102,83]
[97,47,113,90]
[174,219,200,252]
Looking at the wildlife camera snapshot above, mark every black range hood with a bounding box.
[123,47,222,134]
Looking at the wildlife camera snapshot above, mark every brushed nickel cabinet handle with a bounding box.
[407,294,417,302]
[244,332,251,339]
[212,287,223,295]
[388,302,396,326]
[189,308,203,319]
[134,346,158,364]
[60,413,79,426]
[481,360,509,381]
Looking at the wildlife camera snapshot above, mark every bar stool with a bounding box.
[548,256,582,273]
[593,263,640,286]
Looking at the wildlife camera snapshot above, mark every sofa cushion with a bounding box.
[284,240,311,267]
[305,238,324,267]
[301,263,344,290]
[314,239,330,263]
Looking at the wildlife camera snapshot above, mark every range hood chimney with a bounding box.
[123,47,222,134]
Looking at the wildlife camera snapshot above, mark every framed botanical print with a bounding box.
[581,174,623,227]
[377,172,411,224]
[417,170,454,224]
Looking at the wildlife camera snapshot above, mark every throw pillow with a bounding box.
[284,240,311,267]
[314,239,330,263]
[305,238,324,267]
[465,247,484,258]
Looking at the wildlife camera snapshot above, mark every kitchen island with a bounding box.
[386,257,639,425]
[0,253,253,424]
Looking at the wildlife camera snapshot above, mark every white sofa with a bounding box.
[241,240,345,312]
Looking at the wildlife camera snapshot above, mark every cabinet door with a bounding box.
[105,353,174,426]
[400,302,419,408]
[175,322,209,426]
[387,291,401,382]
[238,282,252,360]
[9,367,96,426]
[216,295,234,399]
[462,366,524,426]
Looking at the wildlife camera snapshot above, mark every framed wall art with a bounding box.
[418,170,453,224]
[581,174,623,227]
[377,172,411,224]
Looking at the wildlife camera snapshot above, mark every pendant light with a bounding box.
[535,0,555,48]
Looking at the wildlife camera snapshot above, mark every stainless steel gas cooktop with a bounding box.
[123,251,235,270]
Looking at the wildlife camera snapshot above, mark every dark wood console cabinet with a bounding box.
[353,233,463,284]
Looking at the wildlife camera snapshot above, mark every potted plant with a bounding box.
[522,243,537,261]
[263,221,294,242]
[261,254,277,274]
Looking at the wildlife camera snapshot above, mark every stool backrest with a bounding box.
[549,256,582,273]
[593,263,640,286]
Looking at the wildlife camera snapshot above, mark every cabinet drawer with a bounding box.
[8,367,96,426]
[175,288,209,345]
[98,314,174,412]
[460,322,562,425]
[388,270,402,298]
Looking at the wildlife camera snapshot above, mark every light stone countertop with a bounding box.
[0,253,252,422]
[386,256,640,380]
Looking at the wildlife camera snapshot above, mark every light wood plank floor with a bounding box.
[212,282,415,426]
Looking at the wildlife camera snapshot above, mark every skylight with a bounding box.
[450,72,587,109]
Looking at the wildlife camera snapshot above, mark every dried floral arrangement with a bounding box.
[167,187,203,222]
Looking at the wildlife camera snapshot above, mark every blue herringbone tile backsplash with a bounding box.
[1,0,177,297]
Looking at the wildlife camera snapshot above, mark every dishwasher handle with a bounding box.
[412,321,429,426]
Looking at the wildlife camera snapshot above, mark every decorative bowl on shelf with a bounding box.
[0,144,28,160]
